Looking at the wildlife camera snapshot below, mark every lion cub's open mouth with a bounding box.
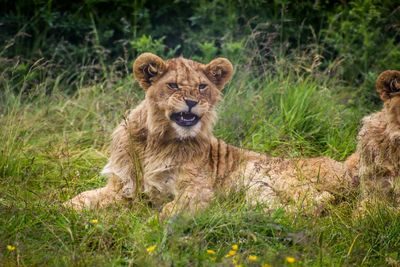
[170,111,200,127]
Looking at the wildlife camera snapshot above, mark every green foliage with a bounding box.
[131,35,166,56]
[131,35,180,58]
[197,41,218,62]
[1,0,398,98]
[221,40,245,60]
[323,0,400,103]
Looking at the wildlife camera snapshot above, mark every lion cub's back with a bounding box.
[277,156,351,192]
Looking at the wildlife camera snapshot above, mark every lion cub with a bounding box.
[64,53,352,217]
[346,70,400,212]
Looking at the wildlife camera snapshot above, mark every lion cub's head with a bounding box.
[376,70,400,101]
[133,53,233,139]
[376,70,400,126]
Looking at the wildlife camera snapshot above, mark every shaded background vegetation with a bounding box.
[1,1,400,266]
[1,0,399,99]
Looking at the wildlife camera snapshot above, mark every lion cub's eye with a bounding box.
[198,83,208,91]
[167,83,179,90]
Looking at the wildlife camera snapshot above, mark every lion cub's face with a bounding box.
[133,53,233,139]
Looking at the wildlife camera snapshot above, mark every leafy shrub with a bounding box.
[323,0,400,103]
[131,35,180,58]
[1,0,398,102]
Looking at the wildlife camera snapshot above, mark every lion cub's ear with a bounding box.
[133,53,167,90]
[376,70,400,101]
[204,58,234,90]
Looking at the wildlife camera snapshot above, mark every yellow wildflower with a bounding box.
[262,264,272,267]
[286,256,296,263]
[232,256,238,264]
[234,265,243,267]
[248,255,258,262]
[90,219,98,224]
[232,244,239,251]
[225,249,237,257]
[206,249,216,255]
[7,245,16,252]
[146,245,157,254]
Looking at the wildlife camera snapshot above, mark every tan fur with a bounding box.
[64,53,352,217]
[345,70,400,212]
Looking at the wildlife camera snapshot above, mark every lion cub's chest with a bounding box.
[359,113,400,176]
[142,156,177,197]
[141,153,210,204]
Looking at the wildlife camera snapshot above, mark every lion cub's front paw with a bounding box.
[63,195,90,211]
[121,184,135,199]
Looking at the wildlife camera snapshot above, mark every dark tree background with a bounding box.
[1,0,399,97]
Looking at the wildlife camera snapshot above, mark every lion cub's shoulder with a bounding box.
[125,100,148,126]
[110,100,149,146]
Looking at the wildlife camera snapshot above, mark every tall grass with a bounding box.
[216,73,360,159]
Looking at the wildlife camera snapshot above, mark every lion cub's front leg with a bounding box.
[63,174,126,210]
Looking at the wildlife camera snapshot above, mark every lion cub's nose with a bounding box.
[185,99,198,109]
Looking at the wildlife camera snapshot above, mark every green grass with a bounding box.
[1,63,400,267]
